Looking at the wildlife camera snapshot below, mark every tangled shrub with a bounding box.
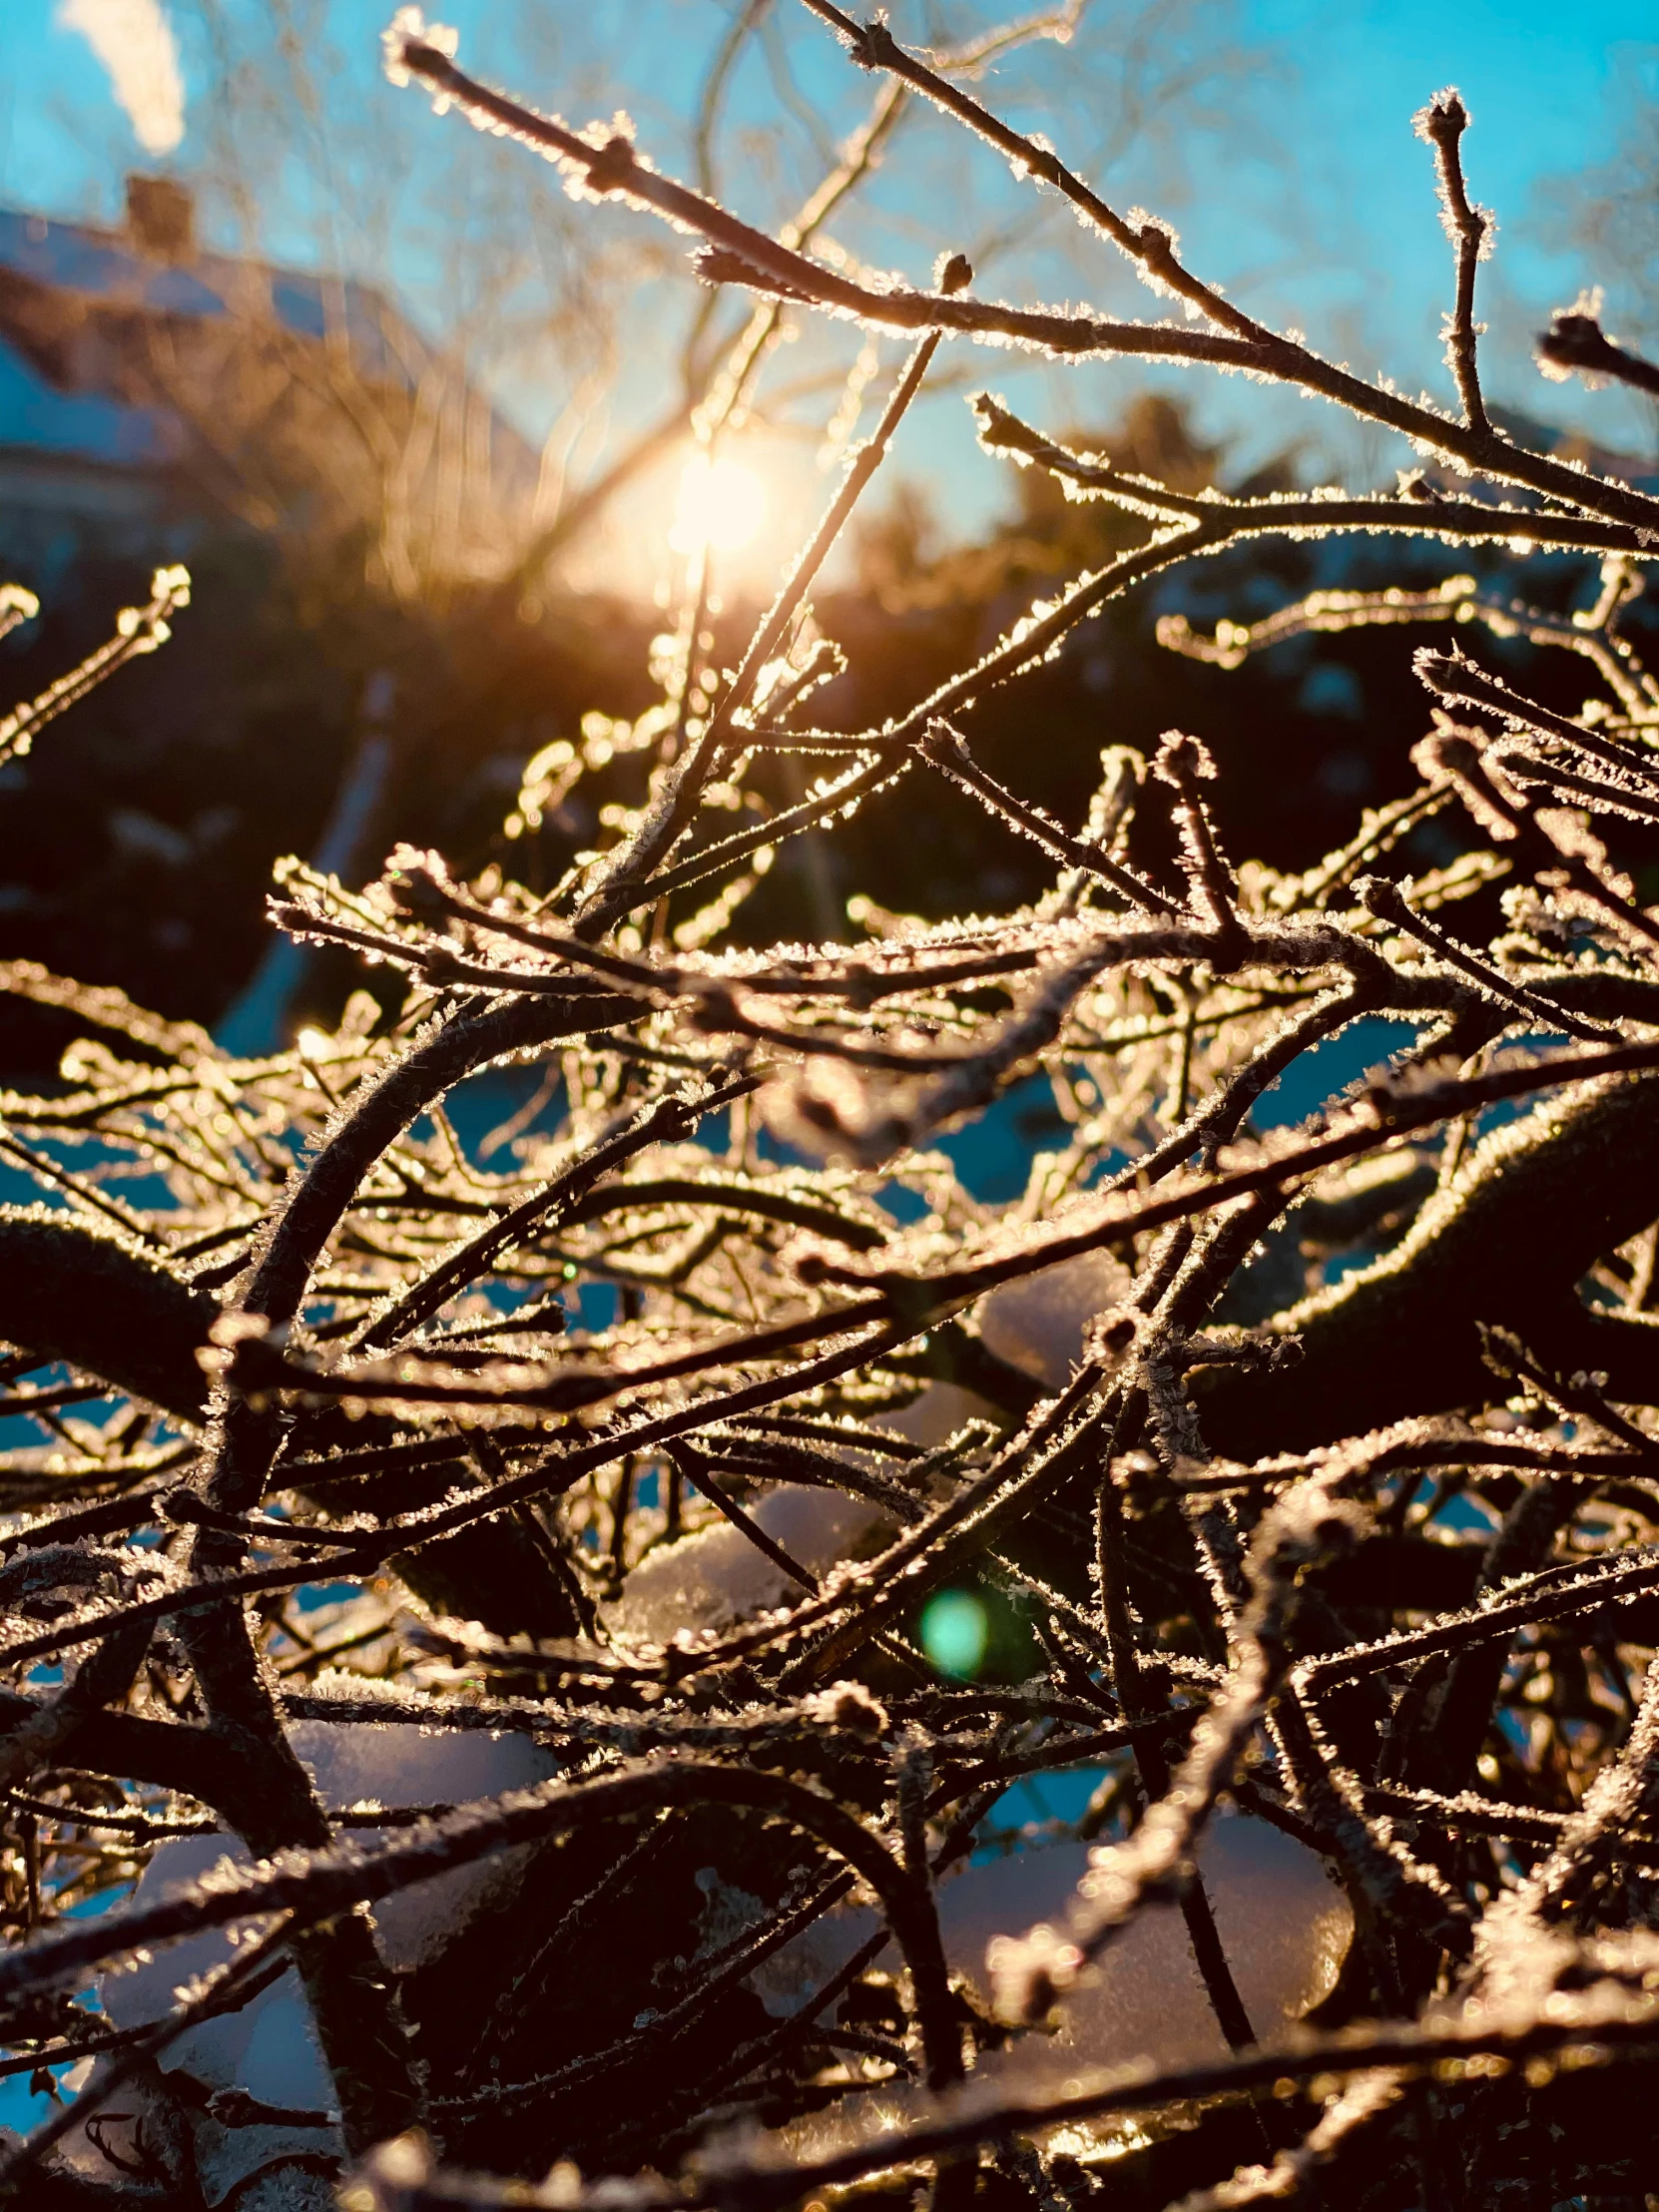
[2,10,1659,2207]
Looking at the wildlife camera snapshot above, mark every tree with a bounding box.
[2,0,1268,1062]
[1,12,1659,2208]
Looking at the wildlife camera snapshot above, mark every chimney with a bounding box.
[125,175,195,264]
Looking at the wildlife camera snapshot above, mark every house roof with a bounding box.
[0,195,546,583]
[0,199,472,472]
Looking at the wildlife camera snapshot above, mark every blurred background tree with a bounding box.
[0,0,1652,1070]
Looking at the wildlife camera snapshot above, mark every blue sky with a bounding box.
[2,1,1654,577]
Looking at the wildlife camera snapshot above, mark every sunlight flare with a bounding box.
[670,451,766,557]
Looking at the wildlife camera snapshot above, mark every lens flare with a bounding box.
[670,453,766,557]
[919,1589,989,1679]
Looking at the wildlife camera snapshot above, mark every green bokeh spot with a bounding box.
[919,1589,989,1679]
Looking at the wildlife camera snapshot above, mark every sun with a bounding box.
[670,451,766,557]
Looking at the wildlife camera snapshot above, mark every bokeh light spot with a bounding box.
[919,1589,989,1679]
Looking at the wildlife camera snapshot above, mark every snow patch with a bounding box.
[92,1717,560,2188]
[978,1249,1131,1387]
[757,1813,1352,2157]
[610,1484,891,1642]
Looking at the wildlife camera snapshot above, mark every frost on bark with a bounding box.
[1,16,1659,2210]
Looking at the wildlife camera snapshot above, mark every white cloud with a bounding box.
[60,0,185,157]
